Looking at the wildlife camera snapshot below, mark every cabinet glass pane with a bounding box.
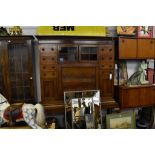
[8,43,32,102]
[80,47,98,61]
[59,46,77,62]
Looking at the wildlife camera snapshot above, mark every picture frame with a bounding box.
[137,26,153,38]
[114,61,128,86]
[106,111,135,129]
[117,26,137,36]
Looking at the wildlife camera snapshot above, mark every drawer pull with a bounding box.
[51,48,54,51]
[109,49,112,52]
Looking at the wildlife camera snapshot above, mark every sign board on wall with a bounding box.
[37,26,106,36]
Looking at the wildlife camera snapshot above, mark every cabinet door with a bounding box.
[79,45,98,62]
[119,88,140,108]
[58,45,78,63]
[41,78,58,101]
[137,39,155,58]
[139,87,154,106]
[99,69,114,101]
[6,40,34,102]
[119,38,137,59]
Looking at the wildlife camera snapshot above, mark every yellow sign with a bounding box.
[37,26,106,36]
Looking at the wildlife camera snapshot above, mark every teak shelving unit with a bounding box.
[117,36,155,109]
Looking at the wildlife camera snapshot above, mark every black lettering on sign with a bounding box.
[53,26,75,31]
[53,26,59,31]
[67,26,74,31]
[60,26,66,31]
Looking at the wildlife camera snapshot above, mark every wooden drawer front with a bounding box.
[39,44,57,56]
[99,45,114,69]
[41,56,57,64]
[63,80,96,91]
[99,45,114,55]
[100,62,114,69]
[41,71,57,78]
[100,53,114,61]
[41,65,57,71]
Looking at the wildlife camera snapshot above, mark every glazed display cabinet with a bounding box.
[0,36,35,103]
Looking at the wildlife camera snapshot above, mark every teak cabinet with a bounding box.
[39,37,116,107]
[119,37,155,59]
[0,37,35,103]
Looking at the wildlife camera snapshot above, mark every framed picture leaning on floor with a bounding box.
[106,111,136,129]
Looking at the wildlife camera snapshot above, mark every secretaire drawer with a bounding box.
[41,71,57,78]
[41,65,57,71]
[40,56,57,64]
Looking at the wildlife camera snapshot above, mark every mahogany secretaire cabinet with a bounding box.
[0,36,35,103]
[38,36,116,109]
